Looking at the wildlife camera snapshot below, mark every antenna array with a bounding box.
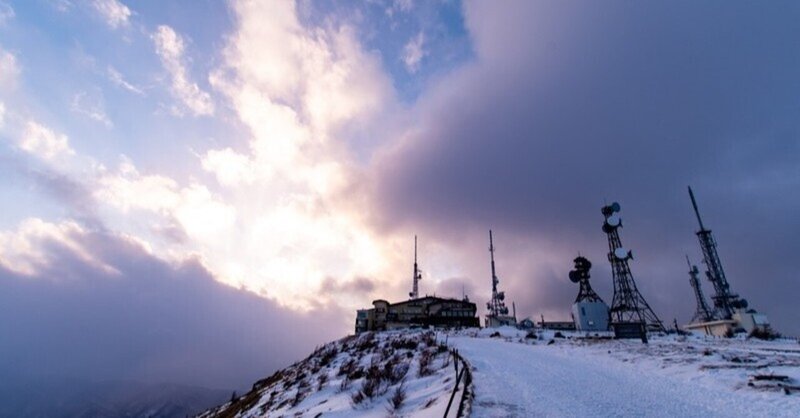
[602,202,666,333]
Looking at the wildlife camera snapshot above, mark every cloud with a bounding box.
[0,1,13,25]
[51,0,73,13]
[0,218,346,389]
[184,0,401,309]
[70,91,113,127]
[18,121,75,161]
[152,25,214,116]
[386,0,413,17]
[367,0,800,335]
[95,158,236,245]
[402,31,426,74]
[0,48,20,90]
[107,66,145,95]
[320,276,376,296]
[91,0,131,29]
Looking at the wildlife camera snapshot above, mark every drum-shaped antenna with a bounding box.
[614,247,630,260]
[569,270,580,283]
[574,256,592,271]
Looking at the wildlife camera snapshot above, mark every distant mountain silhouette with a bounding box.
[0,376,231,418]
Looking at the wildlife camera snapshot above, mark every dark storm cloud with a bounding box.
[370,1,800,335]
[0,224,347,390]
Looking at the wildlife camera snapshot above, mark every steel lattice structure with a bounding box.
[688,187,746,320]
[485,230,510,317]
[409,235,422,299]
[686,256,714,323]
[602,203,666,333]
[569,256,604,304]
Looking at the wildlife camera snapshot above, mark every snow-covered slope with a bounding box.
[199,330,468,417]
[200,327,799,418]
[452,327,800,417]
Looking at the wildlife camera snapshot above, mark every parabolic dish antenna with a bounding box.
[614,247,630,260]
[610,202,621,213]
[569,270,580,283]
[606,214,621,227]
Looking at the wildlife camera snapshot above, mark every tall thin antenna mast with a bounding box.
[688,186,706,231]
[409,235,422,299]
[687,186,745,319]
[485,230,512,323]
[686,255,713,323]
[489,230,498,293]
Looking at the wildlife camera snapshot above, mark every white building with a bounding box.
[572,300,609,332]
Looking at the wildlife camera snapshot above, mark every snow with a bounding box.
[449,327,800,417]
[199,330,465,418]
[199,327,799,417]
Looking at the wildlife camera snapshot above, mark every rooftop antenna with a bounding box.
[688,186,746,319]
[686,255,714,323]
[409,235,422,299]
[602,202,666,334]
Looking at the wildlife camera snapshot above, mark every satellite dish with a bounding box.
[606,214,621,227]
[614,247,630,260]
[610,202,621,213]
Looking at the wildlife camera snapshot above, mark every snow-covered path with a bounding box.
[452,337,796,418]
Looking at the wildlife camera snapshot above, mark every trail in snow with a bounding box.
[452,337,797,418]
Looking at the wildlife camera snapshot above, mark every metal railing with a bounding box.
[443,348,473,418]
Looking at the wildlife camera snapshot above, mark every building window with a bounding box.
[581,307,586,316]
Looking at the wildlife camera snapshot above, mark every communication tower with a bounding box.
[602,202,666,336]
[409,235,422,299]
[686,255,714,323]
[569,256,610,331]
[688,187,747,319]
[485,230,516,327]
[569,256,603,303]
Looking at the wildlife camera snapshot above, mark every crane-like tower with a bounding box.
[688,187,747,319]
[687,255,714,323]
[602,202,666,334]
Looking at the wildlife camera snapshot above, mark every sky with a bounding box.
[0,0,798,391]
